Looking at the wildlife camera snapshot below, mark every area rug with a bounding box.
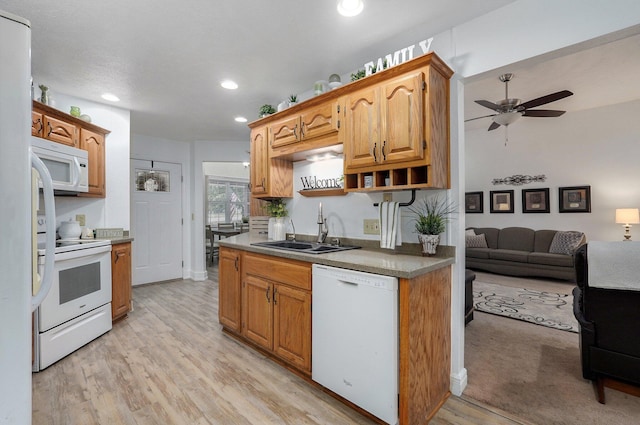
[473,281,579,333]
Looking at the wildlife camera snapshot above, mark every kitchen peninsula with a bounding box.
[218,233,454,424]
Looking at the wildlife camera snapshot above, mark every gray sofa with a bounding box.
[465,227,586,282]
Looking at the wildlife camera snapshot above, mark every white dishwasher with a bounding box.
[312,264,398,425]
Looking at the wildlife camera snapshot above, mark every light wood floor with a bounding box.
[32,267,528,425]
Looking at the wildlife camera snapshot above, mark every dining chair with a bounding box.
[205,225,216,265]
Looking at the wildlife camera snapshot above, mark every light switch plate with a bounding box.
[75,214,86,226]
[363,219,380,235]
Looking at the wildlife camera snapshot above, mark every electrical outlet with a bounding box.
[382,192,393,202]
[75,214,86,227]
[363,218,380,235]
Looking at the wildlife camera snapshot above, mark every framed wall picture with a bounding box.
[559,186,591,213]
[522,188,550,213]
[465,191,483,213]
[490,190,514,213]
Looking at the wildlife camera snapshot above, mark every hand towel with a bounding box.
[380,201,401,249]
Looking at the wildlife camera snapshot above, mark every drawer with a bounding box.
[243,252,311,290]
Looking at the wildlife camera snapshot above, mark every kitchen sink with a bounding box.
[251,240,361,254]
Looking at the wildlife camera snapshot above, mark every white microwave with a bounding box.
[30,137,88,193]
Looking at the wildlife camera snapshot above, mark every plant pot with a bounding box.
[418,234,440,256]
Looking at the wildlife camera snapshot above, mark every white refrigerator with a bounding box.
[0,9,33,424]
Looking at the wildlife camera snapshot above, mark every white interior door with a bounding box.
[131,160,182,285]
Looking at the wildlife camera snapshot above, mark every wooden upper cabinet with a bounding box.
[250,126,269,196]
[79,128,106,197]
[344,71,424,171]
[32,101,110,197]
[43,115,78,147]
[31,111,43,137]
[380,72,424,165]
[269,102,339,150]
[270,115,299,148]
[343,86,379,169]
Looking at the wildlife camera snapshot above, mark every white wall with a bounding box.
[32,84,131,231]
[465,99,640,241]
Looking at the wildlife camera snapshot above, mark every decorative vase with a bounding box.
[418,234,440,256]
[39,84,49,105]
[70,106,81,117]
[268,217,287,241]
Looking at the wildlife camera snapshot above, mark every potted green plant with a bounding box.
[265,198,288,240]
[288,94,298,106]
[259,104,276,117]
[409,194,456,256]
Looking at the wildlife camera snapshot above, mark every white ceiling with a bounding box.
[3,1,640,142]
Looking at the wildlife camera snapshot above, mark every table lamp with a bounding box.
[615,208,640,241]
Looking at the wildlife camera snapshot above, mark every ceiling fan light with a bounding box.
[493,111,522,126]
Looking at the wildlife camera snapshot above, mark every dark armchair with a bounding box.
[573,243,640,403]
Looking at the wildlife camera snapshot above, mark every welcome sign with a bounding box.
[300,176,343,190]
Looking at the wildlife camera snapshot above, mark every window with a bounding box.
[205,177,250,226]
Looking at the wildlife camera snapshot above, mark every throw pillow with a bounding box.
[465,229,476,236]
[549,231,584,255]
[466,233,488,248]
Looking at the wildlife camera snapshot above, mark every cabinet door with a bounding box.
[31,111,43,137]
[300,102,339,141]
[380,72,424,165]
[218,248,241,332]
[79,128,106,197]
[273,284,311,373]
[43,115,78,147]
[242,274,273,351]
[111,242,132,321]
[343,87,379,170]
[250,126,269,196]
[270,115,300,148]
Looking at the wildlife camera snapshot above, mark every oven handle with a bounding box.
[31,151,56,311]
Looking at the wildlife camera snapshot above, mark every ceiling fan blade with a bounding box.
[465,113,497,122]
[522,109,566,117]
[519,90,573,110]
[475,100,501,111]
[488,121,501,131]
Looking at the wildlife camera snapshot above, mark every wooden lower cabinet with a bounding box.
[111,242,132,321]
[217,247,451,424]
[218,251,312,374]
[218,247,242,332]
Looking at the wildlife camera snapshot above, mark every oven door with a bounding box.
[38,244,112,332]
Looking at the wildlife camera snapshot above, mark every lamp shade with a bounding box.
[615,208,640,224]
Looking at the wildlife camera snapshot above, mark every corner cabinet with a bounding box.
[32,101,110,198]
[111,242,132,322]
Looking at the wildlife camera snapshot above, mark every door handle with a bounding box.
[234,257,239,271]
[273,287,278,305]
[372,142,377,162]
[266,285,271,303]
[381,140,386,161]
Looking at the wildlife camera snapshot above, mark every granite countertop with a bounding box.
[219,233,455,279]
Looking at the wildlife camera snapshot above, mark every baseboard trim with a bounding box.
[191,270,208,281]
[450,367,468,396]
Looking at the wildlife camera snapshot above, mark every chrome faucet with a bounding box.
[317,202,328,243]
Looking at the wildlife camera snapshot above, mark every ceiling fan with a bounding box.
[466,73,573,131]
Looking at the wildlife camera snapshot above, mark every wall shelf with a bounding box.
[298,188,346,197]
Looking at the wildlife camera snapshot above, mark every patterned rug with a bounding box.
[473,281,579,333]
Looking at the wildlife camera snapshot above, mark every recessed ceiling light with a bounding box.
[234,116,247,123]
[101,93,120,102]
[337,0,364,17]
[221,80,238,90]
